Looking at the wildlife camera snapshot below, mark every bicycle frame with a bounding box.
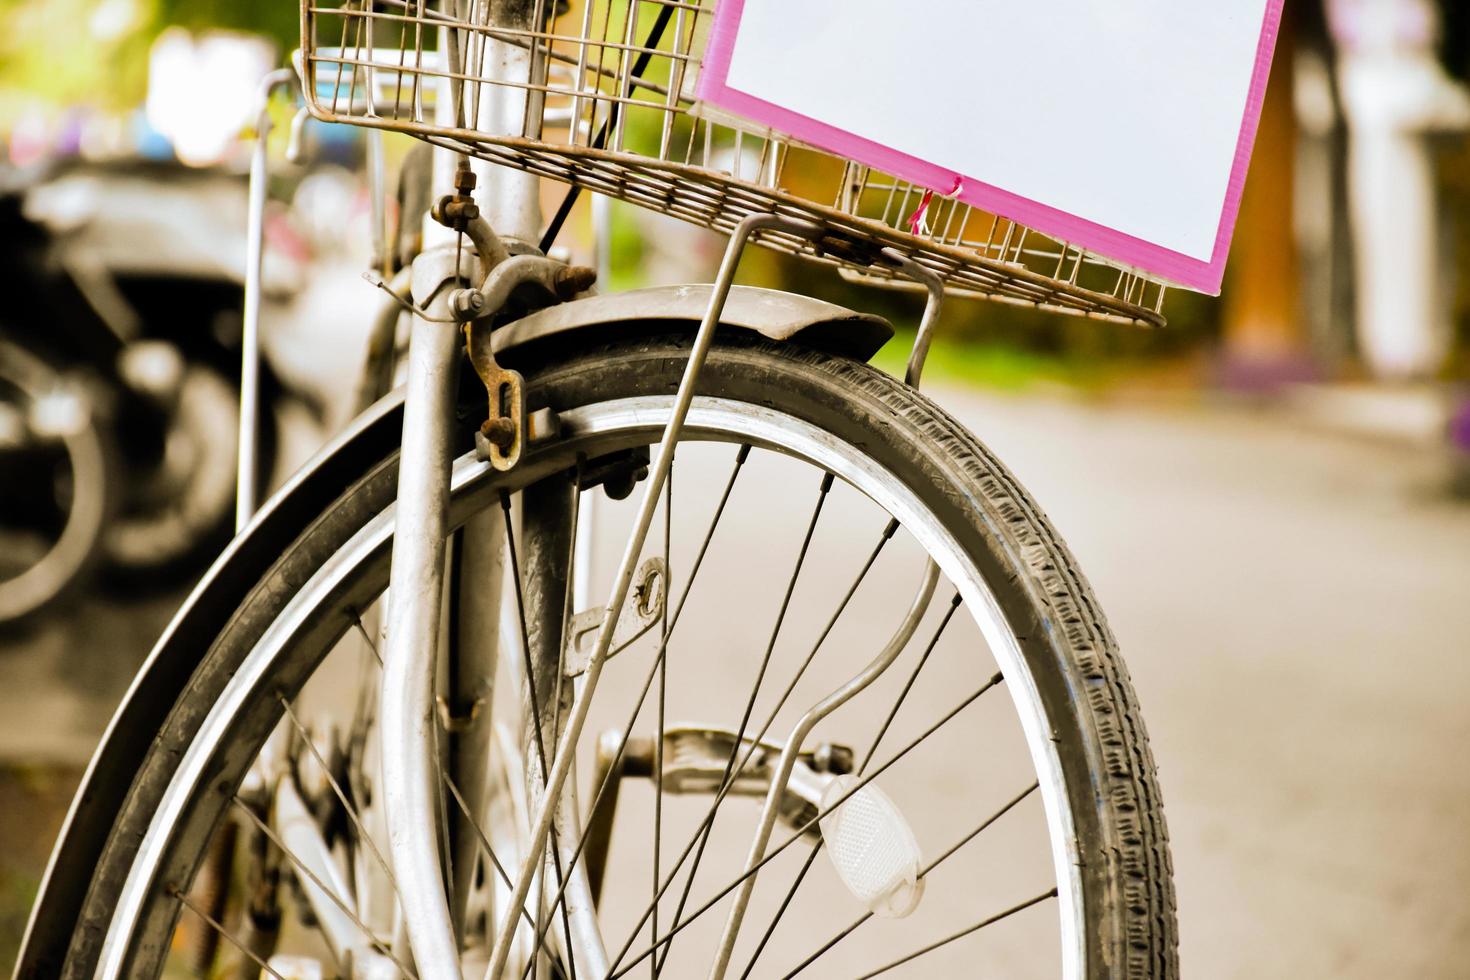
[234,6,952,974]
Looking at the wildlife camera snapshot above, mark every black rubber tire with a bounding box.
[52,332,1177,978]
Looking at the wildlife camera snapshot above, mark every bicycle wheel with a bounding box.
[102,356,268,587]
[0,338,114,626]
[53,331,1176,978]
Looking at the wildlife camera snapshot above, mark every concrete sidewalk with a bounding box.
[935,387,1470,979]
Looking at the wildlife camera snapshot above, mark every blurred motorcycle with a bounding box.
[0,157,298,625]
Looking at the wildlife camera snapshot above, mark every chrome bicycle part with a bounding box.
[616,726,856,834]
[483,209,821,978]
[238,67,300,531]
[378,306,465,979]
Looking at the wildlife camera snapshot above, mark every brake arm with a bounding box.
[464,321,528,471]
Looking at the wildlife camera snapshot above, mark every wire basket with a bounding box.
[300,0,1168,327]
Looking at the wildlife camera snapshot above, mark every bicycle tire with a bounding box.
[50,331,1177,978]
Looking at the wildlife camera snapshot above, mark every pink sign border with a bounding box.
[695,0,1286,295]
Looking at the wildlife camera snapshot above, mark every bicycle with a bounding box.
[17,1,1177,977]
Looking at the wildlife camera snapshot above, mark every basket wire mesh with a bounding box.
[301,0,1169,327]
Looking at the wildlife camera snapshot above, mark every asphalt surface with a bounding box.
[2,347,1467,975]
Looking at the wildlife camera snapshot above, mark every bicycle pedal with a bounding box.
[818,775,925,918]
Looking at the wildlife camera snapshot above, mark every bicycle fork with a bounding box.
[382,212,949,978]
[378,249,467,978]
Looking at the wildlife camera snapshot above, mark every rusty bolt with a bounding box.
[555,265,598,299]
[433,194,480,226]
[481,416,516,450]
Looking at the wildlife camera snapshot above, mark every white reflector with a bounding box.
[819,774,925,918]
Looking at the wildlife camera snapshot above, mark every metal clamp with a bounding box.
[563,557,667,677]
[465,324,527,472]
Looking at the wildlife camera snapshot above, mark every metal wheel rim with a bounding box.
[97,394,1084,978]
[0,364,110,624]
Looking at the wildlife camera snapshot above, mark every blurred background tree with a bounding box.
[0,0,294,126]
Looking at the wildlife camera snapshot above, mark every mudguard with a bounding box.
[16,284,893,977]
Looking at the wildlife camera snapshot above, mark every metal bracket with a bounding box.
[579,727,854,894]
[237,67,301,532]
[466,322,528,472]
[562,557,667,677]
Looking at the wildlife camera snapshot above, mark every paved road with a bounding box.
[943,388,1470,979]
[3,365,1467,976]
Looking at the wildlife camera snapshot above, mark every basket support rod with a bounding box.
[705,249,945,980]
[237,67,299,532]
[881,248,946,389]
[483,211,822,980]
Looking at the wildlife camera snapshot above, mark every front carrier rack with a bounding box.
[300,0,1169,327]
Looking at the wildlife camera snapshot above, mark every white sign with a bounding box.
[698,0,1285,293]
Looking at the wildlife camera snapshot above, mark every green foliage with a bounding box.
[0,0,152,115]
[0,0,294,118]
[151,0,297,51]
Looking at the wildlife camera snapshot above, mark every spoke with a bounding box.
[347,614,380,746]
[345,607,383,915]
[509,444,751,964]
[857,591,963,772]
[615,514,901,976]
[855,887,1058,979]
[350,608,383,666]
[429,717,457,944]
[171,886,288,980]
[278,696,403,905]
[550,462,584,756]
[740,591,963,977]
[501,491,580,980]
[749,519,902,734]
[233,798,419,980]
[607,672,1005,979]
[781,780,1039,978]
[651,463,673,977]
[737,846,819,980]
[650,471,834,974]
[440,772,540,934]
